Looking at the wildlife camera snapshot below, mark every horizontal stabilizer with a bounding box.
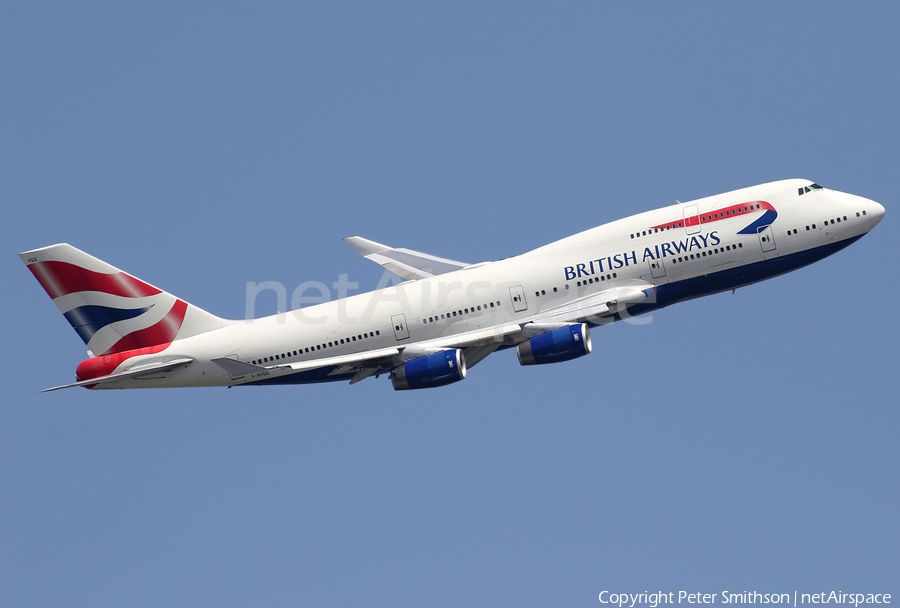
[41,358,193,392]
[344,236,471,280]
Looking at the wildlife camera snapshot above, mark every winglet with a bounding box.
[344,236,391,257]
[344,236,471,281]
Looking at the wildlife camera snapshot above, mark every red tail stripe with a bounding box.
[28,261,161,300]
[101,299,188,356]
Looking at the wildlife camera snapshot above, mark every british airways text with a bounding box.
[564,231,721,280]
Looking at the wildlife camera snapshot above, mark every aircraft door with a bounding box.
[683,204,701,235]
[391,313,410,341]
[649,258,667,279]
[757,225,777,258]
[509,285,528,312]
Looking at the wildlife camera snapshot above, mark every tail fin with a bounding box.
[20,244,229,357]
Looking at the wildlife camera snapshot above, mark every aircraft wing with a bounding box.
[41,358,194,392]
[213,348,403,385]
[529,283,655,325]
[213,284,653,386]
[213,324,524,385]
[344,236,472,280]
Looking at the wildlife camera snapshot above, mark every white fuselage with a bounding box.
[92,179,885,389]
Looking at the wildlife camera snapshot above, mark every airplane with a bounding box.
[20,178,884,392]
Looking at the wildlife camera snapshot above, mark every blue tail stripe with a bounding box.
[63,304,154,344]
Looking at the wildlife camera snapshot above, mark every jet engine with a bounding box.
[391,349,467,390]
[516,323,591,366]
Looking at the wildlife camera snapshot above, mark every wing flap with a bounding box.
[530,284,653,324]
[284,347,401,373]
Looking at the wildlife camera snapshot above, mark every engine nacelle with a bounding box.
[391,349,467,390]
[516,323,592,366]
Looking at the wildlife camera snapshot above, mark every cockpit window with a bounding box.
[798,183,825,196]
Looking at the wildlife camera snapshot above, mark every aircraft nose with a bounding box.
[868,200,885,228]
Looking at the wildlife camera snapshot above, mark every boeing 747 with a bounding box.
[20,179,884,392]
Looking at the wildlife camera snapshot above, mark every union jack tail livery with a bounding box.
[20,244,228,389]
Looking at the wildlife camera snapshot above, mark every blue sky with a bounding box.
[2,2,897,606]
